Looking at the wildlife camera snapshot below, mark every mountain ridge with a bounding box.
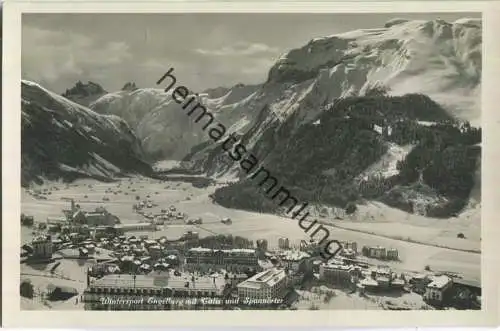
[182,18,482,218]
[86,18,480,163]
[184,17,481,173]
[21,80,153,186]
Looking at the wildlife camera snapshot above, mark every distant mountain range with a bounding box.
[77,18,481,163]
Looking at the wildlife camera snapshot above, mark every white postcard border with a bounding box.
[2,1,499,327]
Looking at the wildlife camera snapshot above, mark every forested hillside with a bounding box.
[212,93,481,218]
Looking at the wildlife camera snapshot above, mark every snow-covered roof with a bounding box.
[427,275,451,289]
[279,250,311,261]
[237,268,286,290]
[188,247,255,254]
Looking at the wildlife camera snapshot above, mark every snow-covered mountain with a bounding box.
[22,17,482,218]
[89,18,480,165]
[189,18,482,218]
[267,18,480,121]
[89,83,260,160]
[21,80,152,186]
[187,18,481,169]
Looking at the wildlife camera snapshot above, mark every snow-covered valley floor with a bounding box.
[21,175,481,285]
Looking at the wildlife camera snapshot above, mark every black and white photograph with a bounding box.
[4,1,500,327]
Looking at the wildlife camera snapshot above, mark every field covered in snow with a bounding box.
[21,176,481,283]
[20,260,89,310]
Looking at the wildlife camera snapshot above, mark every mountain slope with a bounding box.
[187,18,481,169]
[89,19,480,164]
[266,18,481,123]
[89,83,260,160]
[80,18,481,218]
[21,80,152,186]
[189,18,482,218]
[211,93,481,218]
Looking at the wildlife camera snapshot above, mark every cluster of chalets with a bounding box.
[88,235,181,278]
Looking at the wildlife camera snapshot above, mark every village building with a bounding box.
[185,247,258,266]
[180,231,199,241]
[256,239,268,251]
[46,284,78,301]
[339,248,357,259]
[370,265,391,288]
[148,244,162,260]
[236,268,288,302]
[311,260,323,273]
[113,223,155,234]
[359,265,405,292]
[278,250,310,273]
[424,275,452,304]
[46,217,67,224]
[153,262,170,271]
[387,248,399,260]
[165,254,180,266]
[88,263,121,278]
[370,246,386,259]
[21,214,34,226]
[83,272,226,310]
[340,241,358,253]
[220,217,232,225]
[409,274,432,294]
[72,207,120,227]
[278,237,290,250]
[319,263,354,286]
[361,245,399,260]
[92,225,117,239]
[225,273,249,288]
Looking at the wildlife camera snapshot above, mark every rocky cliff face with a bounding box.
[62,81,108,107]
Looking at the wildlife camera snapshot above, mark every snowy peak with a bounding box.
[186,18,481,219]
[22,80,131,135]
[87,18,480,164]
[264,18,481,125]
[89,82,260,160]
[268,18,481,86]
[21,80,152,185]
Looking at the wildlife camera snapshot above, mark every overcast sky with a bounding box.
[22,12,480,94]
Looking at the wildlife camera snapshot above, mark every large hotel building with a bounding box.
[236,268,288,303]
[185,247,258,266]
